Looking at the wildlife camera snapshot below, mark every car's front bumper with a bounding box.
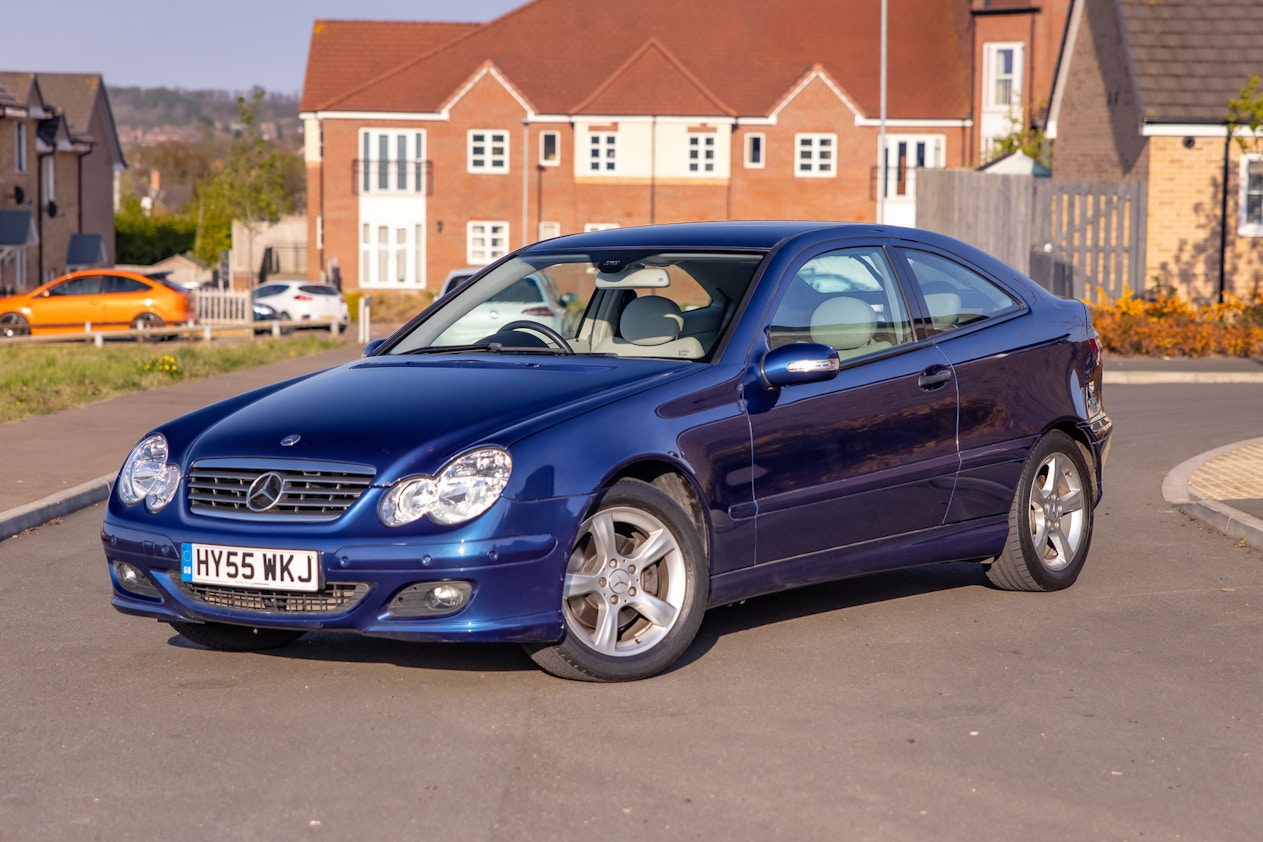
[102,496,581,643]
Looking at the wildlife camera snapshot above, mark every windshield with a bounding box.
[385,249,765,360]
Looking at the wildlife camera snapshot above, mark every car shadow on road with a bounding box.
[164,561,992,677]
[672,561,994,673]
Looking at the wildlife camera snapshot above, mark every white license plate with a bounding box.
[181,543,320,593]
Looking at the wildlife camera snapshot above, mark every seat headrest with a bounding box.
[620,296,684,345]
[810,296,876,350]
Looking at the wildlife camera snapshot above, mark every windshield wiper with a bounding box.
[402,343,571,356]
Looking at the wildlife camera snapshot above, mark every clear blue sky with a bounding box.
[5,0,523,94]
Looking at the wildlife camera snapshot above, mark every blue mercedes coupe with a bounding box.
[103,222,1112,681]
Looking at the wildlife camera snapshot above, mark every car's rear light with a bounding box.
[1087,335,1103,373]
[522,306,555,316]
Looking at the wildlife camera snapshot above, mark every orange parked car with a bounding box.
[0,269,194,337]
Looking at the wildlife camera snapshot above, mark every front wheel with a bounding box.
[985,431,1094,592]
[170,621,306,651]
[1,313,30,337]
[525,479,707,681]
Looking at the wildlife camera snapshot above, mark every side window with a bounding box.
[896,249,1018,335]
[769,246,913,360]
[48,277,102,296]
[104,276,148,293]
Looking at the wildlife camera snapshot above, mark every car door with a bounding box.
[32,275,106,331]
[99,274,153,328]
[747,244,960,565]
[890,245,1043,524]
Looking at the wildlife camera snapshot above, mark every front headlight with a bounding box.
[380,447,512,527]
[117,434,181,512]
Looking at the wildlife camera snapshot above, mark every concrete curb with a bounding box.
[1104,371,1263,385]
[0,475,114,542]
[1163,440,1263,553]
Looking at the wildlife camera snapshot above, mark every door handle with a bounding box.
[918,366,953,390]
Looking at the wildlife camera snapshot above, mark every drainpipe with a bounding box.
[1219,128,1230,304]
[521,119,530,247]
[877,0,888,224]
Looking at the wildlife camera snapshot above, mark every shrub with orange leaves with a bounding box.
[1086,285,1263,357]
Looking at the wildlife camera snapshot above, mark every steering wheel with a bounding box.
[496,320,575,354]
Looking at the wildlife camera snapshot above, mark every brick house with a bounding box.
[1047,0,1263,302]
[0,72,125,294]
[300,0,1067,294]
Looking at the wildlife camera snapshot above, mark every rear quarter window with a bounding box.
[897,249,1019,335]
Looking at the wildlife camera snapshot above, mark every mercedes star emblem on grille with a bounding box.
[246,472,286,512]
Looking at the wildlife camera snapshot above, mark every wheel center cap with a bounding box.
[608,568,633,595]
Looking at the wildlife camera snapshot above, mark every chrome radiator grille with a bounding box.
[187,458,376,521]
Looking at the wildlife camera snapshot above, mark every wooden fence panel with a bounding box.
[917,170,1146,301]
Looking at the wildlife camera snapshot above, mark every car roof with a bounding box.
[526,221,862,252]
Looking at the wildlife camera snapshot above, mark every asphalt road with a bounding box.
[2,383,1261,841]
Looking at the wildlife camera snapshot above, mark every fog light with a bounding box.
[113,561,161,598]
[427,584,466,610]
[388,581,473,618]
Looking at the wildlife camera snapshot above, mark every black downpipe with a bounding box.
[1219,129,1230,304]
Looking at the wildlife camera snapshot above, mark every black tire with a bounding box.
[1,313,30,337]
[525,479,707,681]
[278,311,294,335]
[132,312,165,341]
[985,431,1094,592]
[170,621,306,652]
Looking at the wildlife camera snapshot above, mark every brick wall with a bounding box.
[1051,0,1147,181]
[309,74,964,294]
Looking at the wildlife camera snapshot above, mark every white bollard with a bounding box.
[94,333,104,348]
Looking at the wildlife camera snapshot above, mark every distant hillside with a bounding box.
[107,86,301,145]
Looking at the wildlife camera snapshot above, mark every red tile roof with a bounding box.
[305,0,970,121]
[300,20,483,113]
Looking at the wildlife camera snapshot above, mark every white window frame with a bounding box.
[583,223,620,232]
[467,221,509,264]
[42,155,55,202]
[358,129,426,193]
[984,42,1024,112]
[687,133,717,174]
[539,131,560,167]
[538,220,561,241]
[745,133,765,169]
[15,123,27,173]
[795,133,837,178]
[1240,153,1263,237]
[588,132,618,173]
[468,130,509,174]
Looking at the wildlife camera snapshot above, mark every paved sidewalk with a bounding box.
[1,351,1261,550]
[0,344,362,540]
[1163,437,1263,552]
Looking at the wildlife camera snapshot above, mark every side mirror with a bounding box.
[362,338,387,357]
[761,342,840,388]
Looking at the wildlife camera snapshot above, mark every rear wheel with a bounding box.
[170,621,306,651]
[985,431,1093,591]
[132,312,165,340]
[525,479,707,681]
[1,313,29,337]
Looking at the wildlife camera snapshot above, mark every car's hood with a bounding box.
[175,355,697,480]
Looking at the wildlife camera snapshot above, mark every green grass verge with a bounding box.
[0,336,346,424]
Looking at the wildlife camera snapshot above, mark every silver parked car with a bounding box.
[252,280,349,329]
[434,271,575,346]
